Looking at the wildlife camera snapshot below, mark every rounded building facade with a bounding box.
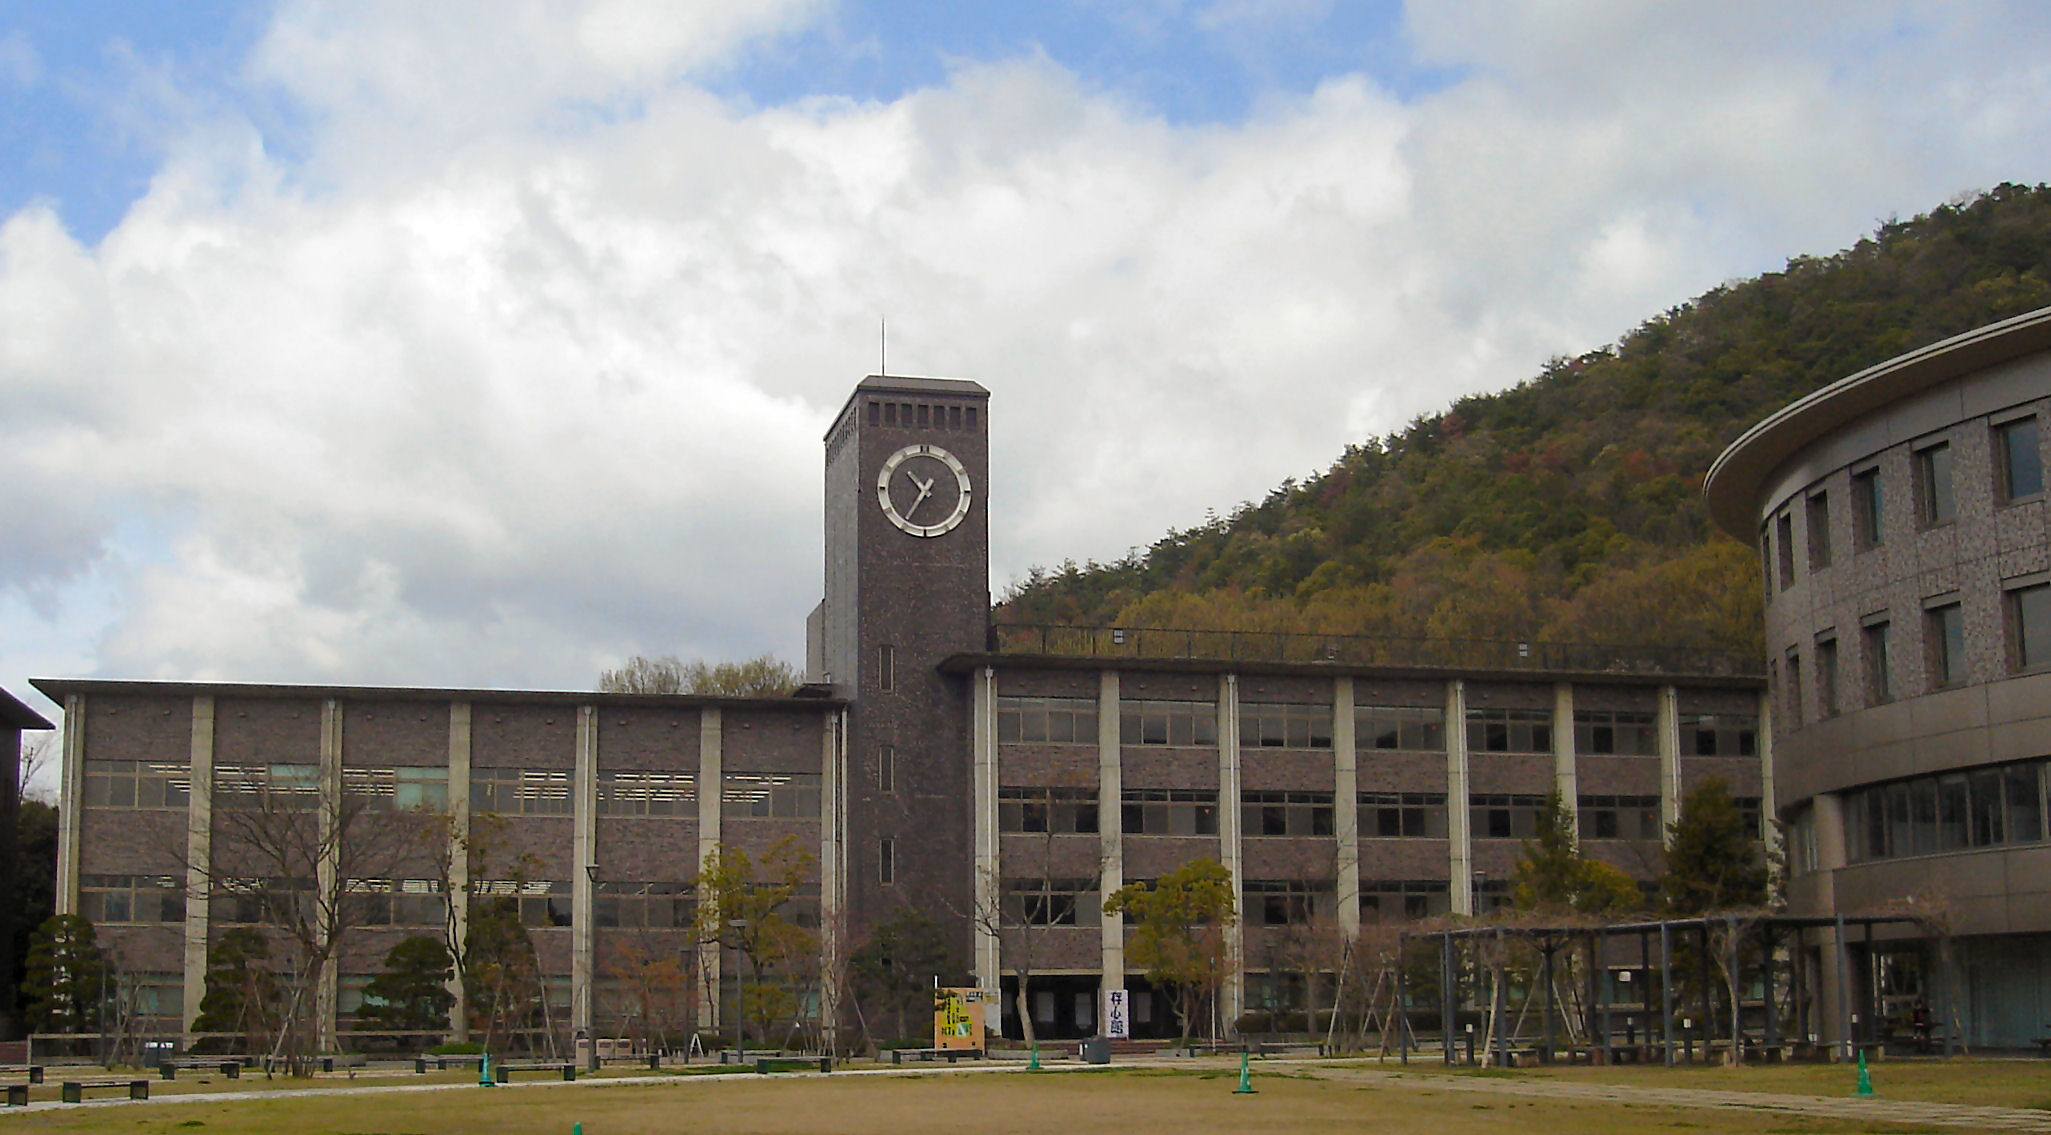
[1707,306,2051,1049]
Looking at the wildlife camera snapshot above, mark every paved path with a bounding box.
[1294,1064,2051,1132]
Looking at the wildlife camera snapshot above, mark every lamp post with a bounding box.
[728,919,748,1058]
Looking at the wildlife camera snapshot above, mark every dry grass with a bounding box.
[0,1065,1952,1135]
[1400,1055,2051,1109]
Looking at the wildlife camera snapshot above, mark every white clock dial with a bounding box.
[876,444,973,537]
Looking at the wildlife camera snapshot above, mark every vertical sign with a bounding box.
[1104,988,1130,1040]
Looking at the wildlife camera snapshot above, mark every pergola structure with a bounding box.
[1395,913,1934,1067]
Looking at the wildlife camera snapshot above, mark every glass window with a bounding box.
[1469,794,1549,839]
[469,767,571,815]
[1119,700,1218,747]
[2011,583,2051,671]
[597,770,696,816]
[1852,468,1884,550]
[1680,713,1757,756]
[1845,761,2049,863]
[1927,602,1965,688]
[1242,880,1328,927]
[1464,708,1551,753]
[721,773,822,818]
[1238,702,1333,749]
[1784,647,1804,726]
[1816,636,1839,718]
[1577,795,1660,841]
[1573,710,1655,755]
[79,875,185,924]
[1355,705,1445,752]
[82,761,192,810]
[879,840,894,886]
[1003,878,1095,926]
[997,696,1099,745]
[1360,880,1450,923]
[1776,512,1796,585]
[1807,492,1831,569]
[1997,417,2043,502]
[999,786,1098,834]
[1917,442,1956,526]
[1122,789,1218,836]
[1863,620,1893,704]
[1241,792,1334,838]
[1358,792,1448,839]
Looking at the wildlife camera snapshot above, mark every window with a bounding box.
[475,879,573,927]
[1578,796,1659,841]
[1863,618,1893,704]
[469,767,571,815]
[1238,702,1334,749]
[1807,492,1832,569]
[1852,467,1884,550]
[2009,582,2051,671]
[1573,710,1655,756]
[82,760,191,809]
[1355,705,1445,752]
[877,744,894,792]
[996,696,1098,744]
[1679,714,1756,757]
[1358,792,1448,838]
[1243,880,1325,926]
[348,878,444,927]
[1784,647,1804,726]
[1465,708,1551,753]
[1734,796,1764,839]
[1242,791,1334,837]
[1122,789,1218,836]
[596,770,695,816]
[1926,601,1965,688]
[1775,512,1796,585]
[877,644,894,692]
[1360,880,1449,923]
[344,766,449,812]
[216,763,321,810]
[879,839,894,886]
[1816,635,1840,718]
[1916,442,1956,526]
[999,786,1098,834]
[1474,877,1513,914]
[1470,794,1549,839]
[1119,699,1218,746]
[594,881,692,929]
[78,875,185,924]
[1996,416,2043,502]
[722,773,822,818]
[1845,760,2046,862]
[1004,878,1095,926]
[1760,527,1774,596]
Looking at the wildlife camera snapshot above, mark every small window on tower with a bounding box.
[878,744,894,792]
[966,407,978,430]
[879,838,895,886]
[917,404,930,427]
[878,644,895,692]
[949,405,962,429]
[883,403,897,426]
[868,402,880,426]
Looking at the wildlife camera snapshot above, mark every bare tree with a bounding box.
[598,655,799,697]
[18,736,55,804]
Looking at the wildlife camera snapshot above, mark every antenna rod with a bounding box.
[880,317,887,377]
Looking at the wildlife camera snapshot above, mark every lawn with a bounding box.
[0,1064,1967,1135]
[1367,1054,2051,1110]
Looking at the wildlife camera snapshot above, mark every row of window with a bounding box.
[1767,412,2043,593]
[1844,760,2045,863]
[865,398,978,431]
[1781,581,2051,727]
[468,769,817,818]
[996,697,1753,757]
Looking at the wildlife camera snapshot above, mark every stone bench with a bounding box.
[60,1078,149,1103]
[494,1060,577,1083]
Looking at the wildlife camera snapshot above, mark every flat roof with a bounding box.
[942,652,1764,689]
[1704,305,2051,539]
[0,688,53,731]
[31,677,845,712]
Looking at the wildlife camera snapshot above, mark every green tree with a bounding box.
[22,914,105,1034]
[598,654,799,697]
[1510,792,1643,916]
[191,926,282,1052]
[464,897,548,1053]
[848,906,966,1043]
[693,836,818,1050]
[8,799,56,1031]
[1661,777,1770,915]
[358,934,456,1036]
[1103,858,1238,1040]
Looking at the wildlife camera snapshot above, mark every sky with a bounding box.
[5,1,2051,791]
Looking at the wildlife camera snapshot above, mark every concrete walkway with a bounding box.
[1295,1064,2051,1132]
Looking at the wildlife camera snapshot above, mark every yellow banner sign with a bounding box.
[933,987,992,1049]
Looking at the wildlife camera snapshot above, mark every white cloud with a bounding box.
[6,0,2051,710]
[0,30,38,88]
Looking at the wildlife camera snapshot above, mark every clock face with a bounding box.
[876,444,973,537]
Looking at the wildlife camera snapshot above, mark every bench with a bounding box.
[888,1048,981,1064]
[1251,1041,1327,1058]
[494,1060,577,1083]
[0,1066,42,1085]
[415,1054,487,1073]
[61,1078,149,1103]
[1,1083,28,1107]
[160,1058,242,1080]
[755,1056,831,1074]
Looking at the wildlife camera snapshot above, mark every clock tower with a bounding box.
[816,375,990,944]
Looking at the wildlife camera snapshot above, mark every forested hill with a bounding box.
[996,184,2051,656]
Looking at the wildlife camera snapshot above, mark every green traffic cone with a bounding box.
[479,1052,493,1087]
[1855,1049,1873,1097]
[1233,1050,1256,1095]
[1028,1043,1041,1071]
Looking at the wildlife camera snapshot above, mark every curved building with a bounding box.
[1707,306,2051,1049]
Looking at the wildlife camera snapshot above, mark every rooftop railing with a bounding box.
[989,623,1764,679]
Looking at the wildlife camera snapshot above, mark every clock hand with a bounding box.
[904,470,935,517]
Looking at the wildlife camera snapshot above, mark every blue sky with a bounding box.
[5,2,2051,786]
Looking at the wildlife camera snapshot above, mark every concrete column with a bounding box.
[571,704,597,1051]
[819,708,844,1037]
[55,695,84,916]
[1333,676,1358,938]
[1812,792,1847,872]
[181,697,215,1041]
[1098,670,1124,1006]
[1552,683,1577,821]
[316,699,343,1052]
[1218,674,1244,1027]
[1445,680,1472,916]
[446,701,471,1040]
[1657,685,1682,842]
[1757,691,1780,850]
[971,669,1000,992]
[697,709,723,1028]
